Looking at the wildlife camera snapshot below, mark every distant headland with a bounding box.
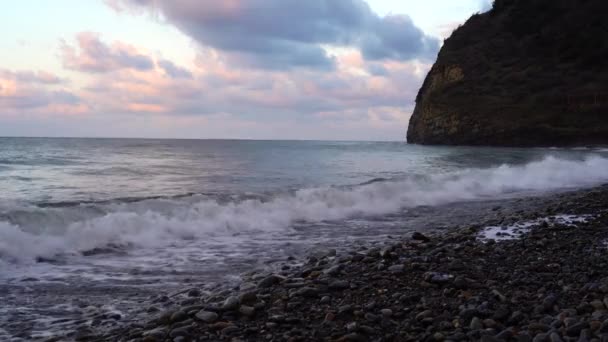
[407,0,608,146]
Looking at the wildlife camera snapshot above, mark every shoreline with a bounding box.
[76,185,608,342]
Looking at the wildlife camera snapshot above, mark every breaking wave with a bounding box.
[1,155,608,263]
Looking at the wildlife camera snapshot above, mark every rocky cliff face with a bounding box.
[407,0,608,146]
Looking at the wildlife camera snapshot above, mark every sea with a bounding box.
[1,137,608,340]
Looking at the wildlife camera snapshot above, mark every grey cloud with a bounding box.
[0,69,62,84]
[360,15,439,61]
[52,90,81,105]
[109,0,440,70]
[158,59,193,78]
[0,90,81,110]
[367,63,389,76]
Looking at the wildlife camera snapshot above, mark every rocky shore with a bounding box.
[72,186,608,342]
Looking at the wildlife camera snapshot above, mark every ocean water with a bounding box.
[1,137,608,339]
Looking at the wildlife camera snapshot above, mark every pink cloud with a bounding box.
[60,32,154,73]
[72,42,428,122]
[0,68,87,116]
[1,34,430,139]
[0,69,63,85]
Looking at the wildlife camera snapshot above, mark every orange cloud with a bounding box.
[126,103,167,113]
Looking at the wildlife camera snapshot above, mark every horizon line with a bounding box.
[0,135,408,143]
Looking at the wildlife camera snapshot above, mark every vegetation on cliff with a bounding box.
[407,0,608,146]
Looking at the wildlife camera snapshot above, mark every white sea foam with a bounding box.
[479,214,595,241]
[1,155,608,263]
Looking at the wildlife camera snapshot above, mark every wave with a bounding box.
[1,155,608,264]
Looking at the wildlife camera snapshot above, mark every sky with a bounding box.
[0,0,491,141]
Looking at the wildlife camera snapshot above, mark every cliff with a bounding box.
[407,0,608,146]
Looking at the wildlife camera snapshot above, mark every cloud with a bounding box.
[74,43,427,127]
[0,29,433,140]
[367,63,389,76]
[0,69,86,114]
[60,32,154,73]
[157,59,193,79]
[105,0,440,70]
[0,69,63,84]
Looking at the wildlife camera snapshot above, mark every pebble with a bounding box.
[329,280,350,290]
[412,232,431,242]
[291,287,319,298]
[258,275,283,288]
[549,332,564,342]
[388,264,405,274]
[346,322,358,332]
[470,317,483,330]
[169,310,188,323]
[187,288,201,297]
[194,311,218,323]
[238,291,257,305]
[169,327,191,338]
[222,296,240,311]
[239,305,255,317]
[380,308,392,318]
[324,265,343,276]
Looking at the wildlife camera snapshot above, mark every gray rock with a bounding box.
[495,328,514,340]
[239,305,255,317]
[532,333,548,342]
[239,282,256,292]
[222,296,240,311]
[416,310,432,321]
[187,288,201,297]
[380,309,393,318]
[549,332,563,342]
[291,287,320,298]
[470,317,483,330]
[238,291,257,305]
[591,300,606,311]
[481,336,500,342]
[221,325,240,335]
[329,280,350,290]
[491,289,507,302]
[338,333,367,342]
[379,247,394,259]
[157,310,176,325]
[424,272,453,284]
[324,265,343,276]
[258,275,283,288]
[365,313,379,322]
[143,328,168,340]
[284,282,307,288]
[312,248,337,259]
[169,310,188,323]
[169,327,191,338]
[339,305,354,314]
[412,232,431,242]
[453,276,468,289]
[195,310,218,323]
[388,264,405,274]
[566,322,588,337]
